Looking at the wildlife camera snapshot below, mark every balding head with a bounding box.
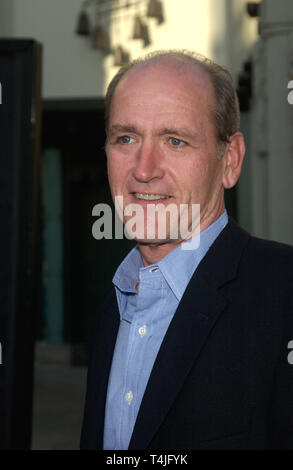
[105,50,240,155]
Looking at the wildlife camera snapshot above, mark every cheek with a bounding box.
[179,161,206,192]
[178,158,219,202]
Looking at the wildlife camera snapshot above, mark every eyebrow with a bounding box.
[108,124,138,137]
[108,124,201,141]
[158,127,200,140]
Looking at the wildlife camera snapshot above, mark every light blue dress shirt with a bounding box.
[103,210,228,450]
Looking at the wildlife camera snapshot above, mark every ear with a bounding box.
[222,132,245,189]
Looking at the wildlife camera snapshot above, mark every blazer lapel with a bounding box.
[129,219,251,449]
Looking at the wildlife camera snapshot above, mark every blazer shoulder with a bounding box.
[225,218,293,280]
[240,233,293,288]
[246,234,293,260]
[227,217,293,257]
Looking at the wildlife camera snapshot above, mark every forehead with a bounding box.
[110,60,215,124]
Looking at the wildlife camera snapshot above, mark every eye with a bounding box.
[169,137,186,147]
[118,135,135,144]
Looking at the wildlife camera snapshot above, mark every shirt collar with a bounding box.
[158,210,228,300]
[112,244,143,294]
[113,210,228,299]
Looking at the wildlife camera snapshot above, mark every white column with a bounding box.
[250,0,293,244]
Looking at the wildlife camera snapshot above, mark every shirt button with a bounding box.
[125,391,133,404]
[138,325,147,337]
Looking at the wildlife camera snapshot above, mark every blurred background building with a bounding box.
[0,0,292,450]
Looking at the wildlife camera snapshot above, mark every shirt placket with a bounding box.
[119,268,159,448]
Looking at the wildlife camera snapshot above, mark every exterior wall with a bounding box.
[1,0,105,98]
[249,0,293,244]
[0,0,13,35]
[1,0,258,98]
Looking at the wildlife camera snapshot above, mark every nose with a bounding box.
[132,141,164,182]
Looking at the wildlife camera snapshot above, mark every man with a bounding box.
[80,50,293,450]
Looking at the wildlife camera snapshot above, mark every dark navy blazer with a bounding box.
[80,219,293,449]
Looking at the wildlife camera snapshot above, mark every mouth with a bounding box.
[133,192,171,201]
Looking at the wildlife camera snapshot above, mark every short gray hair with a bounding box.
[105,50,240,156]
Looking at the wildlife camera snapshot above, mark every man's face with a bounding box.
[106,60,227,250]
